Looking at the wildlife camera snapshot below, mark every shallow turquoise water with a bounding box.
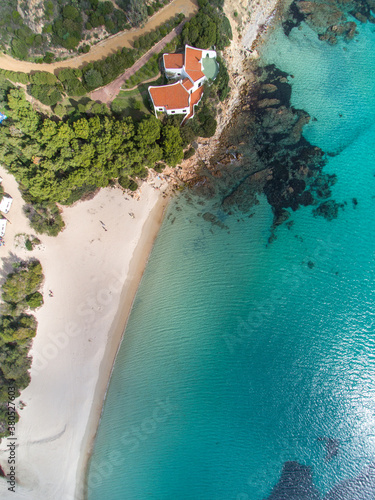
[88,19,375,500]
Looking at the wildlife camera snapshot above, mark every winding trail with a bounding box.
[0,0,198,74]
[90,23,185,104]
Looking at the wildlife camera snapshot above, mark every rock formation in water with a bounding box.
[324,462,375,499]
[193,64,336,232]
[265,461,321,499]
[283,0,375,44]
[317,436,340,461]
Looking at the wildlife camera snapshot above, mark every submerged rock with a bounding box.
[324,462,375,499]
[318,436,339,461]
[313,200,344,220]
[266,461,321,500]
[283,0,373,43]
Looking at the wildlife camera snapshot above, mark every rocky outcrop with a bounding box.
[191,63,337,233]
[17,0,45,34]
[284,0,375,43]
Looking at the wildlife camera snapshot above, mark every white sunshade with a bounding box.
[0,196,12,214]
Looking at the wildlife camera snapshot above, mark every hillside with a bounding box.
[0,0,171,63]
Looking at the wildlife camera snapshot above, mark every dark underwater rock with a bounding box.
[297,1,346,31]
[313,200,344,220]
[283,0,307,35]
[324,462,375,500]
[282,0,375,43]
[318,436,339,461]
[266,461,321,500]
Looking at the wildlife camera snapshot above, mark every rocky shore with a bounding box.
[185,61,342,239]
[284,0,375,44]
[173,0,371,238]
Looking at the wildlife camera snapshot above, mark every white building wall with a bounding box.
[201,49,217,58]
[191,75,207,92]
[166,107,189,115]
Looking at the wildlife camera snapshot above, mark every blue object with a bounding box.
[0,113,7,123]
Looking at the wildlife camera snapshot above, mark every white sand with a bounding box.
[0,165,169,499]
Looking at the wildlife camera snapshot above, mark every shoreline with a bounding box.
[75,191,169,500]
[76,3,284,495]
[171,0,285,182]
[0,172,170,500]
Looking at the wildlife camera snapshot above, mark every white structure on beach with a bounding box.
[0,195,13,214]
[0,218,7,237]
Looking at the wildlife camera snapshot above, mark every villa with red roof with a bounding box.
[148,45,218,124]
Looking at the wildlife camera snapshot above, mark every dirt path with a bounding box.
[0,0,197,74]
[91,23,184,104]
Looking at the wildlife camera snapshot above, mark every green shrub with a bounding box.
[63,5,80,21]
[83,68,103,90]
[184,147,196,160]
[30,72,58,85]
[118,176,138,190]
[24,203,65,237]
[26,292,44,310]
[79,44,90,54]
[43,52,54,63]
[0,259,44,436]
[0,70,29,85]
[25,239,33,251]
[29,84,62,106]
[11,38,28,60]
[1,261,44,304]
[153,163,164,173]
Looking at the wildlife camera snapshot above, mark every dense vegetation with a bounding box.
[0,13,184,104]
[0,88,184,204]
[182,0,232,50]
[0,0,173,63]
[0,260,44,438]
[0,0,231,237]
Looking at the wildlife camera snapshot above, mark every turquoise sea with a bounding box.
[88,16,375,500]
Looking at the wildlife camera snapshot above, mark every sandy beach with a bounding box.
[0,165,169,500]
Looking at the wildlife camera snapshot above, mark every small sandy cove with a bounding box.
[0,165,169,499]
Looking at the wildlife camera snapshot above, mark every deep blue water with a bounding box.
[88,17,375,500]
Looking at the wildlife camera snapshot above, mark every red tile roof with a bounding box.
[181,86,204,125]
[149,82,189,110]
[163,53,184,69]
[184,46,204,82]
[182,78,194,91]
